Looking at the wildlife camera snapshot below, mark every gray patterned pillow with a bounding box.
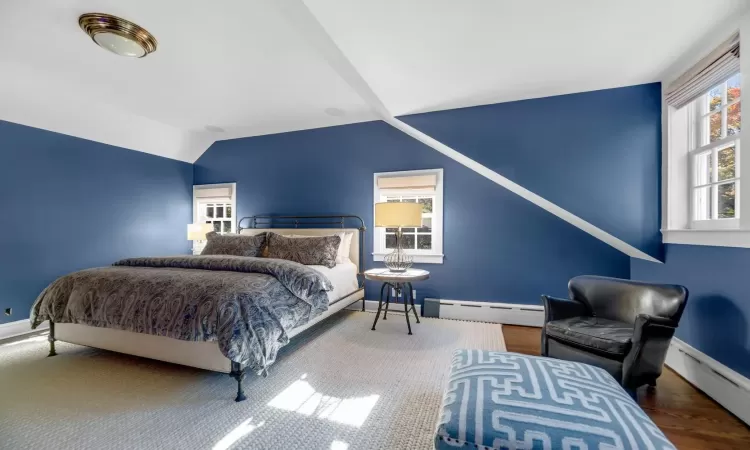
[267,232,341,268]
[201,232,266,257]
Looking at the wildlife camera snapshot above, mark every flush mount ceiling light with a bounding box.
[79,13,157,58]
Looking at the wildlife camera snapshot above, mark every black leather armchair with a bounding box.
[542,275,688,390]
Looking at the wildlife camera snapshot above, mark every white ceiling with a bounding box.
[306,0,749,115]
[0,0,747,162]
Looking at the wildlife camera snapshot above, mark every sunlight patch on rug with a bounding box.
[268,373,379,427]
[212,417,264,450]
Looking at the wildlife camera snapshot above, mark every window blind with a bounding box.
[666,32,740,109]
[195,186,232,198]
[377,173,437,191]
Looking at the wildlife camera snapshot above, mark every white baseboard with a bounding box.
[0,319,49,340]
[665,337,750,425]
[426,299,544,327]
[347,300,423,316]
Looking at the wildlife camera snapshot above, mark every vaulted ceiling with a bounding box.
[0,0,747,162]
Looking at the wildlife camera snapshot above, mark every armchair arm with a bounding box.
[541,295,589,324]
[622,314,678,388]
[635,314,677,329]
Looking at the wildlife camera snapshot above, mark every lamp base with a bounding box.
[384,247,413,272]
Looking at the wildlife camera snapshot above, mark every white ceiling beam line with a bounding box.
[386,117,661,263]
[273,0,391,118]
[275,0,661,263]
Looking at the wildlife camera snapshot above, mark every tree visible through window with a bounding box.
[718,147,736,218]
[692,73,741,223]
[708,74,741,141]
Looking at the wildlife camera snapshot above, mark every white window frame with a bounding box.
[688,75,741,230]
[662,21,750,248]
[192,183,237,254]
[373,169,444,264]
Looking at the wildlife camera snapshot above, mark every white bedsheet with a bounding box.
[308,261,360,303]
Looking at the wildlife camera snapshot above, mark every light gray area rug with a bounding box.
[0,311,505,450]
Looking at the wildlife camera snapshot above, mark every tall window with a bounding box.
[691,73,741,226]
[664,31,742,243]
[373,169,444,264]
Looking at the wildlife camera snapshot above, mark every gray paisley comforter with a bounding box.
[30,255,332,373]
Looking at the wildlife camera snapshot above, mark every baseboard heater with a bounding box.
[423,298,544,327]
[665,338,750,426]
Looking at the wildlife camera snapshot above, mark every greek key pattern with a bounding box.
[435,350,675,450]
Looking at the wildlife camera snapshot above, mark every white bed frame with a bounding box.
[51,218,365,401]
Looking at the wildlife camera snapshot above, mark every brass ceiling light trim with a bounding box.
[79,13,157,58]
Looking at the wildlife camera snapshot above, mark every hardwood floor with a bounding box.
[503,325,750,450]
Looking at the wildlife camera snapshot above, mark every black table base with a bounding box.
[371,281,421,335]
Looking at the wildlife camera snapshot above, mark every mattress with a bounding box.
[308,261,360,303]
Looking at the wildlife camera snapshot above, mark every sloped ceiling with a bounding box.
[0,0,747,162]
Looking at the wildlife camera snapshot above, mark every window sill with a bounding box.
[372,253,444,264]
[662,229,750,248]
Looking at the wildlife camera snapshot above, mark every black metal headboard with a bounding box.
[237,215,366,282]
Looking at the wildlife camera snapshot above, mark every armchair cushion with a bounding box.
[546,317,633,357]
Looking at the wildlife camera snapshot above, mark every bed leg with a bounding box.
[230,362,247,402]
[47,322,57,357]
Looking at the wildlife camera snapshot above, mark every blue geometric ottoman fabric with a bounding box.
[435,350,676,450]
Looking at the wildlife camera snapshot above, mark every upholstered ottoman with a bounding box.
[435,350,676,449]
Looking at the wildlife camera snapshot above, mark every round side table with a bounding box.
[364,268,430,335]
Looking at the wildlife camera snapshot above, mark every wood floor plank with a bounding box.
[502,325,750,449]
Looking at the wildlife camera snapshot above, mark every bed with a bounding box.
[31,215,366,401]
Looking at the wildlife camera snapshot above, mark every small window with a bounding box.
[199,201,233,233]
[689,73,741,228]
[193,183,236,254]
[373,169,443,264]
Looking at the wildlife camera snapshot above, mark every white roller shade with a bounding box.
[195,186,232,198]
[377,174,437,191]
[666,32,740,109]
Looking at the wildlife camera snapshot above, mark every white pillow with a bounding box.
[338,232,353,264]
[287,232,353,264]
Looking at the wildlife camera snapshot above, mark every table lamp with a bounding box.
[374,202,423,272]
[188,223,214,241]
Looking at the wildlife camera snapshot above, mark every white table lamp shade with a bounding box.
[374,202,422,227]
[187,223,214,241]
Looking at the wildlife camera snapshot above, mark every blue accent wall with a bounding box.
[195,120,630,305]
[631,245,750,379]
[400,83,663,260]
[0,120,193,324]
